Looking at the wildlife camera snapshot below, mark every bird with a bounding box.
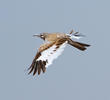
[28,30,90,76]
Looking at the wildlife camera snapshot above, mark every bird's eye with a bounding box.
[40,35,44,37]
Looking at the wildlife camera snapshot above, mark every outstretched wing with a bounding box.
[28,38,67,76]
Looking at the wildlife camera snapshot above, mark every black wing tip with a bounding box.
[28,60,47,76]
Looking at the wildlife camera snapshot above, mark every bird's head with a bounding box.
[33,33,48,40]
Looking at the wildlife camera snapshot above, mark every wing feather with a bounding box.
[28,38,67,75]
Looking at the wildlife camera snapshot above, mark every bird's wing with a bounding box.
[67,38,90,51]
[28,38,67,75]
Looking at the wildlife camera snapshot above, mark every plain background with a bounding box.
[0,0,110,100]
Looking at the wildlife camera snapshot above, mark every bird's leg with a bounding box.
[69,29,79,35]
[74,31,79,35]
[74,32,85,37]
[69,29,74,34]
[73,29,85,37]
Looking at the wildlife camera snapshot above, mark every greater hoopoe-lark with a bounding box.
[28,30,90,75]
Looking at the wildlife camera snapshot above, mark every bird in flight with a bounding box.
[28,30,90,76]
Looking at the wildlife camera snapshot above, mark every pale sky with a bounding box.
[0,0,110,100]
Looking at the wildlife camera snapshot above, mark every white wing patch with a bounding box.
[67,34,81,39]
[37,41,67,68]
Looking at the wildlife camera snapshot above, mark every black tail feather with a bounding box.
[68,38,90,51]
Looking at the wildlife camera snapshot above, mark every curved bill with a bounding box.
[33,34,40,37]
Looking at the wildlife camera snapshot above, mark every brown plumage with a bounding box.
[28,31,90,76]
[67,38,90,51]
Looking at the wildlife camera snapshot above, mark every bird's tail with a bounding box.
[68,38,90,51]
